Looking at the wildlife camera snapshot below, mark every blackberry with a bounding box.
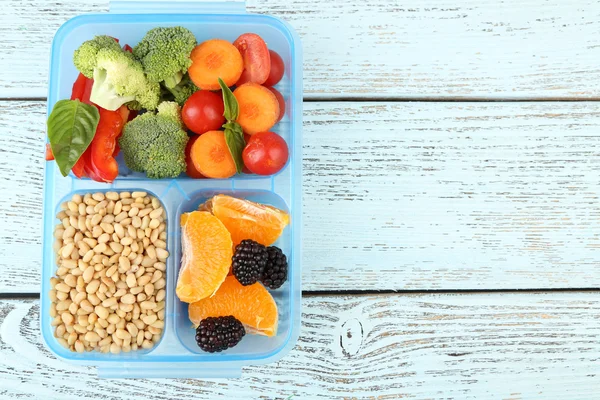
[232,239,268,286]
[261,246,288,289]
[195,316,246,352]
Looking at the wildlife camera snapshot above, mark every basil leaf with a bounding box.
[223,121,243,136]
[218,78,239,121]
[224,121,245,173]
[47,99,99,177]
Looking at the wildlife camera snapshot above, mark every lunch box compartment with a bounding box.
[174,189,292,356]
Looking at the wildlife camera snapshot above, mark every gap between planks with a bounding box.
[4,288,600,301]
[4,96,600,103]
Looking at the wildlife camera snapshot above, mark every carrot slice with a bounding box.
[190,130,237,179]
[233,83,280,135]
[188,39,243,90]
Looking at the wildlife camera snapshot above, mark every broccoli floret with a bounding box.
[119,102,188,179]
[73,35,122,78]
[74,38,160,111]
[133,27,197,89]
[165,73,199,105]
[88,48,161,111]
[156,101,182,123]
[125,100,143,111]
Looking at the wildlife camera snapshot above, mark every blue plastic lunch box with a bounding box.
[41,0,302,378]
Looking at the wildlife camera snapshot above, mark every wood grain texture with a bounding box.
[4,101,600,292]
[3,0,600,99]
[0,102,45,293]
[2,293,600,398]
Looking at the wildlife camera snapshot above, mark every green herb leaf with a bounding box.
[223,121,243,136]
[223,121,245,173]
[47,99,99,177]
[218,77,239,121]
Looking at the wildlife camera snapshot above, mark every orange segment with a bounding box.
[200,194,290,246]
[189,275,278,336]
[176,211,233,303]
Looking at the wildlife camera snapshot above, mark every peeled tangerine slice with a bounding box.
[189,275,278,337]
[176,211,232,304]
[200,194,290,246]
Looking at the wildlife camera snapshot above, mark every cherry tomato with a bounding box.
[234,33,270,85]
[242,133,253,174]
[267,87,285,123]
[263,50,284,87]
[185,136,205,178]
[242,131,288,175]
[182,90,225,135]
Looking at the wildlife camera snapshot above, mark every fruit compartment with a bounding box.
[48,12,299,182]
[174,189,293,356]
[42,5,302,378]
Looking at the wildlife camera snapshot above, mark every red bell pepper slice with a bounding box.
[112,105,135,158]
[70,73,87,101]
[67,73,95,178]
[82,148,103,181]
[53,42,129,181]
[45,144,55,161]
[87,105,129,182]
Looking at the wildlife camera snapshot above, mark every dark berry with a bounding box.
[232,239,268,286]
[261,246,288,289]
[195,316,246,353]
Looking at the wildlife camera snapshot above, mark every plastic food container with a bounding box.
[41,0,302,378]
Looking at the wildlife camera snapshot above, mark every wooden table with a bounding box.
[2,0,600,398]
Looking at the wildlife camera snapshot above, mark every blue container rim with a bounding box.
[42,10,303,374]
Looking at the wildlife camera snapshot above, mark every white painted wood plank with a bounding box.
[2,0,600,99]
[2,293,600,398]
[3,101,600,292]
[0,102,46,293]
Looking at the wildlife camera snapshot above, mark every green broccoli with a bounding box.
[165,73,199,105]
[119,102,189,179]
[133,27,197,89]
[73,38,160,111]
[73,35,122,78]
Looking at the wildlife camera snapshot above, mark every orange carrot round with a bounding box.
[190,130,237,179]
[188,39,243,90]
[233,83,280,135]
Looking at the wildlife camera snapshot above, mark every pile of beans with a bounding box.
[50,191,168,354]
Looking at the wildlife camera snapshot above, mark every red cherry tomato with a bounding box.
[182,91,225,135]
[242,131,288,175]
[267,87,285,123]
[242,133,253,174]
[263,50,284,87]
[234,33,270,85]
[185,136,205,178]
